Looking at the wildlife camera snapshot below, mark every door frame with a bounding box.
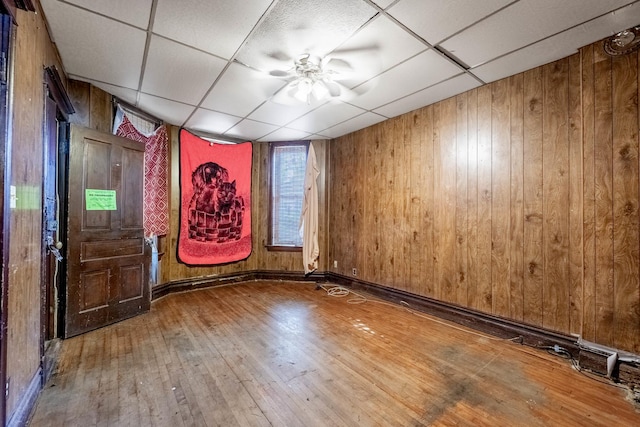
[0,7,13,426]
[41,66,73,363]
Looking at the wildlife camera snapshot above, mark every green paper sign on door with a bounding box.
[85,189,117,211]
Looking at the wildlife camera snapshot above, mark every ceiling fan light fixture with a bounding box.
[270,52,357,105]
[311,80,330,100]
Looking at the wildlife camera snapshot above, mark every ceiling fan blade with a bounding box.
[330,43,380,57]
[270,82,300,105]
[269,69,296,78]
[323,80,358,101]
[324,57,353,72]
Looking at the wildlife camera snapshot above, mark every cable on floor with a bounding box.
[317,283,518,342]
[315,282,636,394]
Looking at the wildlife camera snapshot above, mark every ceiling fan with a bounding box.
[268,53,359,105]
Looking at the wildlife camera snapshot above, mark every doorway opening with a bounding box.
[41,66,74,380]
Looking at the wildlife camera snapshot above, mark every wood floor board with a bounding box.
[29,281,640,426]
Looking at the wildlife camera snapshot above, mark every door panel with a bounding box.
[65,125,149,338]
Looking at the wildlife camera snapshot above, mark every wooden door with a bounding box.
[65,125,149,338]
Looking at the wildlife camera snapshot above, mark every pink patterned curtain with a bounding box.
[115,114,169,236]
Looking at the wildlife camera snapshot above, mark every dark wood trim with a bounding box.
[0,13,13,426]
[14,0,34,12]
[44,66,74,119]
[324,272,581,356]
[152,270,579,354]
[265,244,302,252]
[151,271,640,388]
[151,270,325,300]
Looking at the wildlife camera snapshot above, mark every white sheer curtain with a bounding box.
[300,143,319,275]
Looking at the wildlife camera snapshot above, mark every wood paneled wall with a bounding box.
[329,43,640,354]
[65,84,330,284]
[164,128,329,282]
[7,5,65,417]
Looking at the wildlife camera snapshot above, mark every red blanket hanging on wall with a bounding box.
[177,129,252,265]
[115,114,169,236]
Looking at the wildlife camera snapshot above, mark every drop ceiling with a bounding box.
[40,0,640,142]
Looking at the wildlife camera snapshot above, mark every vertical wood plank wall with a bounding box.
[66,94,330,283]
[7,6,65,417]
[329,43,640,354]
[164,129,329,282]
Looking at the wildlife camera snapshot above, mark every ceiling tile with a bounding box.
[184,108,243,135]
[224,119,279,141]
[471,1,640,83]
[201,62,285,117]
[374,74,481,118]
[387,0,513,45]
[236,0,377,72]
[308,135,331,140]
[441,0,637,68]
[349,49,462,110]
[371,0,397,9]
[137,94,195,126]
[142,35,227,106]
[40,0,146,89]
[153,0,272,59]
[248,100,323,126]
[320,112,388,139]
[257,127,312,142]
[287,101,366,134]
[63,0,153,29]
[329,15,427,88]
[80,79,138,105]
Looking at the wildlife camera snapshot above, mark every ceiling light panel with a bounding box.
[387,0,513,45]
[349,49,462,110]
[441,0,637,68]
[142,35,227,106]
[153,0,272,59]
[40,0,146,89]
[235,0,377,72]
[63,0,153,29]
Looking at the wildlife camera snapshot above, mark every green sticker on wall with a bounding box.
[85,189,117,211]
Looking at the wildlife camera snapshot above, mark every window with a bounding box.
[268,142,308,250]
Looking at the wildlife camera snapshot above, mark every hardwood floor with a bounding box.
[29,281,640,426]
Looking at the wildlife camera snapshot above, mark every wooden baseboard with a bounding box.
[7,368,41,427]
[324,272,581,356]
[151,270,640,388]
[151,270,326,300]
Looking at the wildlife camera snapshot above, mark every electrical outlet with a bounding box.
[352,268,357,276]
[333,260,338,268]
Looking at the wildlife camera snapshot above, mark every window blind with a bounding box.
[271,144,307,247]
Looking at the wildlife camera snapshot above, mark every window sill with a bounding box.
[265,245,302,252]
